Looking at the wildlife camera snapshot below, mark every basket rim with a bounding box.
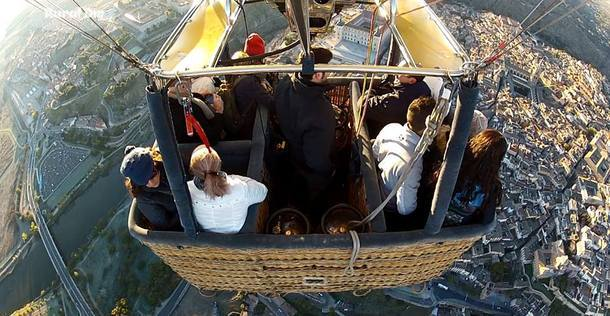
[128,199,494,250]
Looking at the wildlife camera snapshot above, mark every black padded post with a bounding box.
[146,86,198,238]
[424,79,479,235]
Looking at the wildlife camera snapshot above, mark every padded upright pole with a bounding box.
[424,79,479,235]
[146,86,197,238]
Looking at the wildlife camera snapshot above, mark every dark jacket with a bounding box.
[274,75,336,193]
[365,81,431,136]
[233,75,274,139]
[135,170,180,230]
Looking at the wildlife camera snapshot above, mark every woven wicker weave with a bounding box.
[144,237,477,293]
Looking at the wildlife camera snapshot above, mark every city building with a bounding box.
[167,0,191,15]
[584,131,610,183]
[532,240,571,279]
[341,10,382,51]
[121,7,168,40]
[578,177,604,206]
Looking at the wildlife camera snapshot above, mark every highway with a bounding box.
[385,281,512,315]
[257,294,297,316]
[156,279,189,316]
[24,119,95,316]
[430,280,511,315]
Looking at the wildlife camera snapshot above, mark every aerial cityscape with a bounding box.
[0,0,608,315]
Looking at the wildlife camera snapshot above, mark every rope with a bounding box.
[198,288,217,297]
[230,291,246,301]
[352,289,372,297]
[361,6,380,93]
[356,10,389,135]
[343,230,361,277]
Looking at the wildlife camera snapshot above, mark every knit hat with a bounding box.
[244,33,265,57]
[120,146,154,186]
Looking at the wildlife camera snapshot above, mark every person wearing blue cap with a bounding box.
[121,145,179,230]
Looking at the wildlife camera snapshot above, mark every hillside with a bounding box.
[449,0,610,79]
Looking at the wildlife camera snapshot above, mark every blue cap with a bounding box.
[120,146,154,186]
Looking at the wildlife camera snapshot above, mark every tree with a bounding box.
[111,298,129,316]
[557,274,570,292]
[490,262,509,283]
[30,221,38,233]
[21,232,28,241]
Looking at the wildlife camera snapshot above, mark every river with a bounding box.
[0,158,127,314]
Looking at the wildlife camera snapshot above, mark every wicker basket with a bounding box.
[128,200,491,293]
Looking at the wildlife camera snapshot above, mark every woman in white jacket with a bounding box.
[188,145,267,233]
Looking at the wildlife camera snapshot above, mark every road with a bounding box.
[298,292,342,315]
[430,281,511,315]
[156,280,189,316]
[257,294,297,316]
[385,281,511,315]
[24,119,95,316]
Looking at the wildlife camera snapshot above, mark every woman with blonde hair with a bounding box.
[188,145,267,233]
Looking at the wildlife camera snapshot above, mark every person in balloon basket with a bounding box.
[420,129,507,227]
[363,61,431,136]
[372,96,436,217]
[120,145,179,230]
[442,129,507,226]
[274,47,336,210]
[188,145,267,234]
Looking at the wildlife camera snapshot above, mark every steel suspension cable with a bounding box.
[25,0,122,56]
[520,0,547,25]
[532,1,587,36]
[232,0,249,40]
[478,0,564,68]
[26,0,152,73]
[481,0,586,70]
[68,0,144,66]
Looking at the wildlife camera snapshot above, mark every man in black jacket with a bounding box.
[274,47,335,207]
[364,73,431,136]
[233,72,274,139]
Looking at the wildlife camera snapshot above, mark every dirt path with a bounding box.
[0,107,21,264]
